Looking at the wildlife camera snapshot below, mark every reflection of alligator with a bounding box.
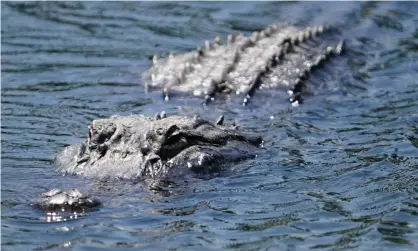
[36,23,345,213]
[36,113,262,211]
[143,24,344,106]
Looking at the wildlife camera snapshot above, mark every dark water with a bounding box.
[1,1,418,250]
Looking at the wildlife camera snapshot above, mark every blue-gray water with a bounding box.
[1,1,417,250]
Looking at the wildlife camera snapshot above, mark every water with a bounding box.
[1,2,417,250]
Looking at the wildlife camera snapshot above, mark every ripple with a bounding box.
[2,1,418,250]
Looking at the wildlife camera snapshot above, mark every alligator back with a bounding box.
[142,24,344,106]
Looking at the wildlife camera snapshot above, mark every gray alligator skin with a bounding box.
[36,23,344,212]
[142,23,344,106]
[35,188,101,212]
[55,113,262,180]
[35,113,262,211]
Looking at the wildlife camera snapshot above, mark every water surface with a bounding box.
[1,2,418,250]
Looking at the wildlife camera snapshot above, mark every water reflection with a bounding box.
[44,210,83,223]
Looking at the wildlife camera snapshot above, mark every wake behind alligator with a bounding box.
[142,23,344,106]
[35,23,346,213]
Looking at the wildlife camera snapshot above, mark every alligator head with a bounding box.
[55,113,263,180]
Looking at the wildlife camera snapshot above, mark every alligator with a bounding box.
[142,23,344,106]
[35,23,345,213]
[35,113,262,212]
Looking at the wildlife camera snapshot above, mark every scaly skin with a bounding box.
[55,113,262,180]
[36,23,345,212]
[36,113,262,211]
[142,24,344,106]
[35,188,101,212]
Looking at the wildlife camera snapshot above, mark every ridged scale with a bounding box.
[142,23,344,104]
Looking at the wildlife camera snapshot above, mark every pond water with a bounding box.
[1,2,417,250]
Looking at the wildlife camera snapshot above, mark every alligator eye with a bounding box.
[155,128,164,136]
[140,143,151,156]
[166,125,179,137]
[164,134,183,146]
